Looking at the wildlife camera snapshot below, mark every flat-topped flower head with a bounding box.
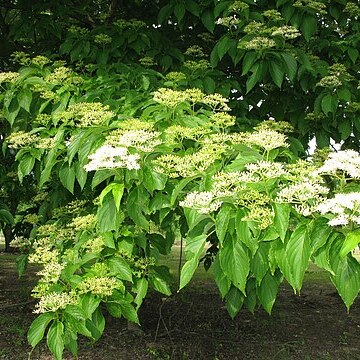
[316,192,360,227]
[180,191,222,214]
[85,145,140,171]
[316,150,360,179]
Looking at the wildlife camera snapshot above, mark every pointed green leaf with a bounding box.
[47,321,64,360]
[28,313,55,348]
[257,272,281,314]
[285,223,311,292]
[340,230,360,258]
[225,286,244,319]
[219,235,249,294]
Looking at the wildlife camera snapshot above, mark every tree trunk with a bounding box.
[3,224,13,252]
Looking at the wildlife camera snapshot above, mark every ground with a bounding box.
[0,252,360,360]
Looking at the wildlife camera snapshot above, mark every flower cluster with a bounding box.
[315,150,360,179]
[276,181,329,216]
[69,214,96,231]
[263,10,283,21]
[85,145,140,171]
[139,57,156,66]
[185,45,205,58]
[180,191,222,214]
[106,129,162,152]
[6,131,38,149]
[94,34,112,45]
[153,143,227,178]
[293,0,327,14]
[45,66,82,86]
[254,120,294,133]
[78,277,119,296]
[153,88,230,111]
[240,37,276,50]
[317,193,360,226]
[216,16,241,28]
[245,129,289,151]
[316,75,342,88]
[165,71,187,82]
[183,60,211,72]
[0,71,20,84]
[34,292,77,313]
[344,2,360,17]
[57,102,114,127]
[113,19,146,30]
[271,25,300,39]
[164,125,210,143]
[31,55,51,67]
[36,263,65,283]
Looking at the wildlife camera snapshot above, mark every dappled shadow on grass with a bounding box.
[1,253,360,360]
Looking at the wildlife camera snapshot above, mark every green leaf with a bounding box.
[285,223,311,292]
[143,166,167,193]
[257,272,280,314]
[18,154,35,182]
[225,286,244,319]
[89,308,105,341]
[99,182,124,211]
[18,88,32,112]
[174,3,186,23]
[201,10,215,32]
[39,148,58,186]
[301,15,317,41]
[107,257,133,282]
[134,278,148,309]
[0,209,14,225]
[213,256,231,298]
[309,218,332,252]
[80,294,101,319]
[330,237,360,311]
[180,235,206,290]
[246,62,263,93]
[185,0,200,16]
[97,196,120,232]
[216,35,232,61]
[215,205,232,244]
[219,235,249,294]
[321,94,338,115]
[106,302,122,318]
[28,313,55,348]
[91,169,114,189]
[149,272,172,296]
[347,48,359,64]
[235,209,258,254]
[242,52,259,75]
[281,53,297,81]
[127,186,149,229]
[47,321,64,360]
[340,230,360,258]
[273,203,290,242]
[119,301,139,324]
[250,243,270,284]
[269,60,284,88]
[59,163,76,194]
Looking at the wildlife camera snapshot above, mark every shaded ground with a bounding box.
[0,252,360,360]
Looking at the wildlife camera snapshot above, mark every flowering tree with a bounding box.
[0,1,360,359]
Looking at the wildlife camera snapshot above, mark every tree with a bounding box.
[0,1,359,359]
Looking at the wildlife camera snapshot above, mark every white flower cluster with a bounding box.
[317,192,360,226]
[180,191,222,214]
[34,292,77,313]
[316,150,360,178]
[36,263,65,283]
[85,145,140,172]
[106,129,162,152]
[276,181,329,216]
[245,130,289,151]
